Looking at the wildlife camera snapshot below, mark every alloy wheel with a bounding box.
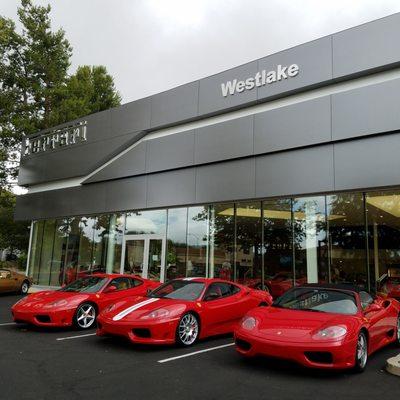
[397,316,400,344]
[178,313,199,346]
[356,333,368,369]
[21,282,29,295]
[76,304,96,329]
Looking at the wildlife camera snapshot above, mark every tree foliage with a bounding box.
[0,0,121,188]
[0,189,30,253]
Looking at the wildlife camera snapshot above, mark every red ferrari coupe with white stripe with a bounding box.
[97,278,272,346]
[234,284,400,372]
[11,274,159,330]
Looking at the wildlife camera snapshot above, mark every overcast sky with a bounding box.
[3,0,400,103]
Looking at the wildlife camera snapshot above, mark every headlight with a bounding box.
[312,326,347,340]
[43,299,68,308]
[241,316,257,330]
[140,308,170,320]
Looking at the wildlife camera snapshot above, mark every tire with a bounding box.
[74,303,97,330]
[396,314,400,346]
[20,280,30,295]
[354,331,368,373]
[175,313,199,347]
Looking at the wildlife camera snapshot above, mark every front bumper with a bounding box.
[234,328,357,369]
[11,306,75,327]
[96,315,179,345]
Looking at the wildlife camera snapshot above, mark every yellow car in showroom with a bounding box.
[0,268,32,295]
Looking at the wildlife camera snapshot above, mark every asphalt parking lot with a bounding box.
[0,294,399,400]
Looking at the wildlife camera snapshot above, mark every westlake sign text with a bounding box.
[221,64,299,97]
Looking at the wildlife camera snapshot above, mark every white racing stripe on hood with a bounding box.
[112,298,160,321]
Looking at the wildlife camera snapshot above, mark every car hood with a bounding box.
[249,307,357,342]
[13,290,91,309]
[101,296,190,322]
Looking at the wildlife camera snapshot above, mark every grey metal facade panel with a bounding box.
[254,96,331,154]
[150,82,199,128]
[334,133,400,191]
[332,78,400,141]
[19,132,138,186]
[198,61,259,116]
[18,156,47,187]
[257,36,333,101]
[333,13,400,78]
[110,97,151,136]
[146,169,196,208]
[14,192,43,221]
[104,176,147,213]
[195,158,256,204]
[145,131,195,173]
[194,116,254,164]
[84,141,147,184]
[255,145,334,198]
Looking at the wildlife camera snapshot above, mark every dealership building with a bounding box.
[15,13,400,293]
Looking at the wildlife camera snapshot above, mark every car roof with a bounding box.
[173,277,238,284]
[296,283,367,294]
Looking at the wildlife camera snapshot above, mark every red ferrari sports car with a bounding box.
[11,274,160,330]
[234,284,400,372]
[97,277,272,346]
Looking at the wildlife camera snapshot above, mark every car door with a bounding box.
[361,291,387,351]
[0,269,14,293]
[201,282,243,335]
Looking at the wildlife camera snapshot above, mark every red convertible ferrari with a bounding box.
[234,284,400,372]
[11,274,159,330]
[97,277,272,346]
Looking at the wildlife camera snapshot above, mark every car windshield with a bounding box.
[60,277,108,293]
[149,280,205,300]
[273,287,358,315]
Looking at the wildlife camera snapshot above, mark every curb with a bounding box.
[386,354,400,376]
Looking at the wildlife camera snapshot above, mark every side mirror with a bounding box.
[204,292,220,301]
[364,303,383,313]
[104,285,117,294]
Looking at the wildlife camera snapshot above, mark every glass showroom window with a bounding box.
[209,203,235,279]
[186,206,209,277]
[36,219,56,285]
[125,210,167,235]
[49,219,69,286]
[366,190,400,291]
[28,220,45,283]
[105,213,124,273]
[327,193,367,288]
[263,199,293,297]
[166,208,187,280]
[293,196,328,284]
[235,201,262,287]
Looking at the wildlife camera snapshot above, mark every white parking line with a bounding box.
[0,322,16,326]
[56,333,97,341]
[157,342,235,364]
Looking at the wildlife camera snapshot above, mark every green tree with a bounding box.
[0,189,30,255]
[49,65,121,125]
[0,0,121,188]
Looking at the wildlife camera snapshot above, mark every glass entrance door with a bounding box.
[121,235,166,282]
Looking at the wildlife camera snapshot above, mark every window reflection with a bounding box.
[125,210,166,235]
[293,197,328,284]
[263,199,293,297]
[367,191,400,295]
[209,204,235,279]
[327,193,367,288]
[186,206,209,277]
[166,208,187,280]
[235,202,262,287]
